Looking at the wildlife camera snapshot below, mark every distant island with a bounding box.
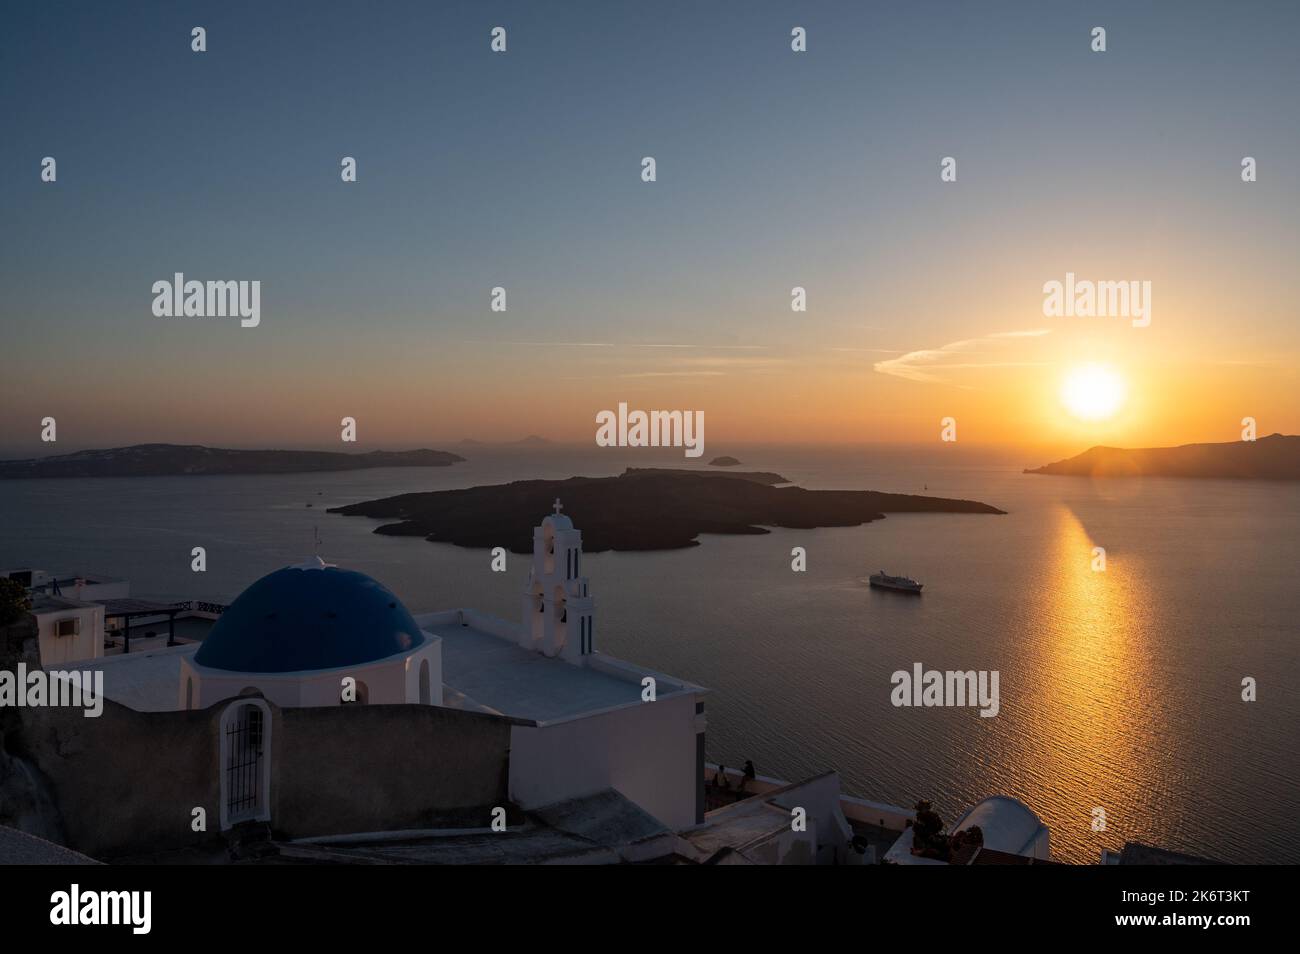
[0,443,465,479]
[458,436,552,447]
[330,468,1004,552]
[623,467,787,485]
[709,456,742,467]
[1026,433,1300,480]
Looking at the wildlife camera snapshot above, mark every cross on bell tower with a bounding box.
[520,501,595,665]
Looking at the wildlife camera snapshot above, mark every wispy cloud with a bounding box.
[830,347,907,354]
[619,370,728,378]
[462,340,616,348]
[631,343,769,351]
[873,329,1052,387]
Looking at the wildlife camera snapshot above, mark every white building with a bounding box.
[102,504,709,831]
[28,594,105,667]
[883,795,1051,865]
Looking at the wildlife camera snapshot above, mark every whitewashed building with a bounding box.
[145,504,709,830]
[28,594,105,667]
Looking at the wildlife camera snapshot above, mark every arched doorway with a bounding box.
[219,698,272,830]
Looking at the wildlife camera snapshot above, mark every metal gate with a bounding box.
[224,704,264,821]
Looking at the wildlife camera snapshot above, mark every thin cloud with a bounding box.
[620,370,728,378]
[988,329,1051,339]
[874,329,1052,387]
[468,340,616,348]
[631,343,769,351]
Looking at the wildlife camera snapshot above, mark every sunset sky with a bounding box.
[2,0,1297,456]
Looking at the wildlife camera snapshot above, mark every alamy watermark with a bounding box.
[0,664,104,718]
[50,884,151,934]
[891,663,999,718]
[151,272,260,328]
[1042,272,1150,328]
[595,402,704,458]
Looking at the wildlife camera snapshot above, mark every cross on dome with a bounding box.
[553,498,564,515]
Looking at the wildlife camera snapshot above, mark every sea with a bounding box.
[2,443,1296,864]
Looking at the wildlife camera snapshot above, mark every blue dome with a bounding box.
[195,562,423,673]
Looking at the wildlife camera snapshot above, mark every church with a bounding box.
[8,504,713,857]
[172,500,709,832]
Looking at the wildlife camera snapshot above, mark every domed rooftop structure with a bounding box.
[194,559,424,673]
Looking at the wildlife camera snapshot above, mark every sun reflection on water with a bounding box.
[1002,505,1167,862]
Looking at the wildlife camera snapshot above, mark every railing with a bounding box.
[170,600,229,617]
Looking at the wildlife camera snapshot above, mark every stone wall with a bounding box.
[16,697,222,858]
[273,702,517,838]
[9,684,519,859]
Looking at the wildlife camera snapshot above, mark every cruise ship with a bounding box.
[869,571,923,594]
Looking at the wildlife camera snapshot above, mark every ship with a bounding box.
[869,571,923,594]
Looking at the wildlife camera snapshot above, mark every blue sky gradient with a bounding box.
[2,1,1296,452]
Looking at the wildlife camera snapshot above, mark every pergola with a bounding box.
[95,598,181,654]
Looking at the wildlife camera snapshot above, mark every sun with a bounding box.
[1061,363,1126,421]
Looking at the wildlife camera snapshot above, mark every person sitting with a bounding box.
[739,759,756,793]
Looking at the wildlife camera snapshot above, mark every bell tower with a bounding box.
[520,498,595,664]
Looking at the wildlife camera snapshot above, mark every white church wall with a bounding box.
[587,654,694,694]
[405,636,443,706]
[508,690,700,830]
[418,609,461,628]
[181,634,440,710]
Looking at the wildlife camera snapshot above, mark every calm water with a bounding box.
[2,445,1297,864]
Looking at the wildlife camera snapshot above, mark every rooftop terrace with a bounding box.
[77,643,198,712]
[419,613,653,723]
